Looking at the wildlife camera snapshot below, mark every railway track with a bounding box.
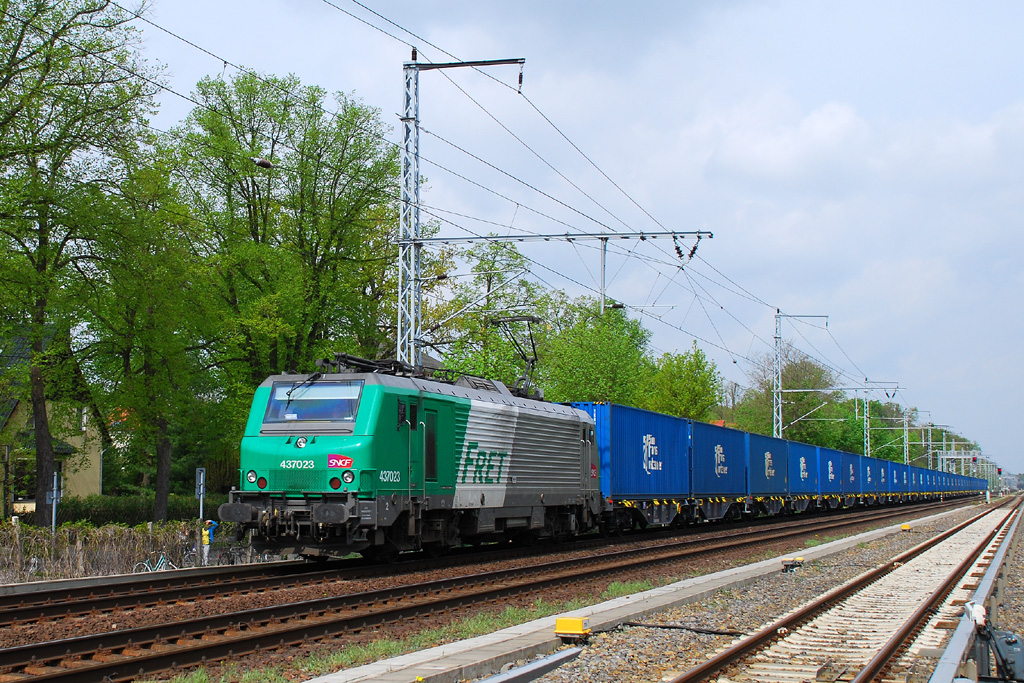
[0,499,988,682]
[662,499,1020,683]
[0,499,968,628]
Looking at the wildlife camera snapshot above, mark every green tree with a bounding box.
[172,72,402,391]
[637,341,722,421]
[0,0,158,526]
[733,345,844,446]
[437,241,546,390]
[539,300,653,404]
[76,147,222,520]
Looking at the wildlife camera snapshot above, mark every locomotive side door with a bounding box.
[419,398,455,497]
[407,395,424,506]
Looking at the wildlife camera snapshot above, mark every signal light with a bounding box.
[257,477,267,489]
[329,477,342,490]
[998,468,1002,475]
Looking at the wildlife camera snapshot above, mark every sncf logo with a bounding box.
[328,455,353,468]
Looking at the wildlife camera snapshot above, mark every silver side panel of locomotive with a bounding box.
[452,396,597,512]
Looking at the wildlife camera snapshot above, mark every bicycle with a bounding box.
[218,544,249,565]
[133,552,178,573]
[180,543,198,568]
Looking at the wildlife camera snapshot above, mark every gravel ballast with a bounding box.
[521,503,1020,683]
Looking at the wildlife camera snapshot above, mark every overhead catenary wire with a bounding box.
[324,0,685,239]
[304,0,904,402]
[115,1,774,360]
[50,2,893,407]
[18,7,726,369]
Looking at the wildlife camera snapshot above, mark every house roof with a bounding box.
[0,333,32,371]
[0,332,47,433]
[0,398,17,432]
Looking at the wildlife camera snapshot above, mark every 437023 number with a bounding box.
[279,460,315,469]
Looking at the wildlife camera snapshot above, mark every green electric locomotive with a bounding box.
[219,354,603,560]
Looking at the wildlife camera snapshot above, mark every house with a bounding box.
[0,333,104,513]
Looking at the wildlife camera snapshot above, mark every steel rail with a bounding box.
[662,503,1007,683]
[850,505,1019,683]
[0,498,965,626]
[0,501,985,681]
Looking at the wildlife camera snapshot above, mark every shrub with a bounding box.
[53,493,229,526]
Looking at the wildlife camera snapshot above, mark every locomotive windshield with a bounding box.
[263,380,363,424]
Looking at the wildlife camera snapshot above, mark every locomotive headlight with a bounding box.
[341,470,355,484]
[295,436,308,448]
[246,470,258,484]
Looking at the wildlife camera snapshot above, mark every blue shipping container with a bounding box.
[841,452,863,496]
[571,403,690,501]
[747,432,789,496]
[862,456,882,495]
[873,457,889,493]
[691,421,747,497]
[819,448,843,497]
[892,462,908,493]
[788,442,818,496]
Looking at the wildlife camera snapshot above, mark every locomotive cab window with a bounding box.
[263,380,363,426]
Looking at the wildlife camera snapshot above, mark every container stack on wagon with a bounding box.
[571,402,987,532]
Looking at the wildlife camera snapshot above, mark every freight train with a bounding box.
[218,354,987,560]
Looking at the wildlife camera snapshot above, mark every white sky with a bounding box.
[138,1,1024,475]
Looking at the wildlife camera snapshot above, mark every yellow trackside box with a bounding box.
[555,617,591,640]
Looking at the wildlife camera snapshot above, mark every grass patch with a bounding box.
[805,538,822,547]
[148,596,597,683]
[601,579,654,599]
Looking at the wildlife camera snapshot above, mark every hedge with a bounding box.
[42,493,230,527]
[0,518,241,584]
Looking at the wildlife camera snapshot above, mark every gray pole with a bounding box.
[396,53,525,369]
[398,50,421,368]
[903,412,909,464]
[600,237,608,315]
[927,425,933,470]
[773,311,782,438]
[863,397,871,459]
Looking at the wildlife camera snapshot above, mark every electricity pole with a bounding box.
[398,50,525,368]
[773,312,827,438]
[397,51,711,368]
